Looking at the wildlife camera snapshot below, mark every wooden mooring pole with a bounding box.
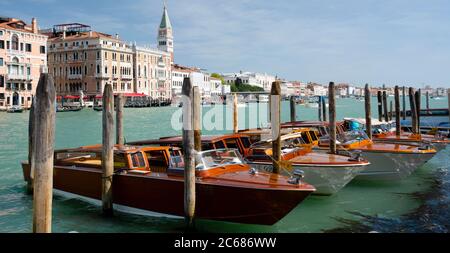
[377,91,383,122]
[271,81,281,174]
[409,87,418,134]
[389,101,393,121]
[383,91,389,122]
[322,96,327,122]
[116,94,124,145]
[290,96,296,122]
[193,86,202,151]
[402,86,406,120]
[395,86,401,136]
[448,89,450,122]
[329,82,337,154]
[426,91,430,111]
[318,96,323,121]
[102,83,114,216]
[233,93,238,133]
[415,89,421,129]
[32,73,56,233]
[27,96,35,194]
[182,77,196,227]
[364,84,372,140]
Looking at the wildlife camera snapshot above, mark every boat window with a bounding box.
[196,149,244,170]
[145,150,169,172]
[169,149,185,169]
[201,143,214,151]
[240,137,252,148]
[299,133,311,144]
[213,141,225,149]
[224,138,239,149]
[114,154,128,169]
[131,152,146,168]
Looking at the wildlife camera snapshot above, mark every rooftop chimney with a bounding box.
[115,33,119,39]
[31,18,38,34]
[89,31,93,37]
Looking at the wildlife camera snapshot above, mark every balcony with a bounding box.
[95,73,109,79]
[121,74,133,80]
[68,74,82,80]
[6,74,32,81]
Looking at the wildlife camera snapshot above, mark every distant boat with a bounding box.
[93,106,103,111]
[7,106,24,113]
[57,106,83,112]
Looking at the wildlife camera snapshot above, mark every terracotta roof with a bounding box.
[0,19,37,34]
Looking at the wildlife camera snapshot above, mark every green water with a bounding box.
[0,97,448,233]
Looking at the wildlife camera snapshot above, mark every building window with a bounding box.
[96,82,100,92]
[0,57,3,66]
[96,65,100,74]
[39,46,45,54]
[25,43,32,52]
[0,40,4,49]
[11,35,19,50]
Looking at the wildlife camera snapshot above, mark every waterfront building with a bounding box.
[45,4,174,100]
[45,24,134,97]
[171,64,230,99]
[0,17,47,110]
[133,45,171,99]
[222,71,276,91]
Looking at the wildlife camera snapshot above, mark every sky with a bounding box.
[1,0,449,88]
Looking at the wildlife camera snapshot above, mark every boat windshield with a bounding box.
[339,130,370,144]
[195,149,244,170]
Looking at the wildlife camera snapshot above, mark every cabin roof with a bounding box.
[55,144,177,154]
[128,134,249,145]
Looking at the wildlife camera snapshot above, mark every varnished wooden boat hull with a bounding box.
[22,163,312,225]
[373,139,447,153]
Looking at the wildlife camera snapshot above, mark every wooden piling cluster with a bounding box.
[415,89,421,128]
[402,86,406,120]
[318,96,323,122]
[322,97,327,122]
[31,74,56,233]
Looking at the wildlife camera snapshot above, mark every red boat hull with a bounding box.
[22,163,311,225]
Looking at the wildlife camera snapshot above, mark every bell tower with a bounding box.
[157,1,174,64]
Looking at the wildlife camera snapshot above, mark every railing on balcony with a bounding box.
[6,74,32,81]
[68,74,83,80]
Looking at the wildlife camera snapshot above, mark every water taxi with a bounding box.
[129,133,370,195]
[281,121,437,181]
[343,118,449,152]
[22,145,314,225]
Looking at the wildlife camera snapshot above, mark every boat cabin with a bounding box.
[127,134,253,157]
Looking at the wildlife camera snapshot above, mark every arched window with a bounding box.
[12,57,19,63]
[11,35,19,50]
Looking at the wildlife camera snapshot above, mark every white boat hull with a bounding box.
[354,151,435,181]
[247,162,365,195]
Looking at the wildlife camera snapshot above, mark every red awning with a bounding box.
[120,93,147,97]
[64,95,80,99]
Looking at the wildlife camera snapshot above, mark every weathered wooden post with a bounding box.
[32,73,56,233]
[322,96,327,122]
[318,96,323,121]
[182,77,195,227]
[193,86,202,151]
[415,89,421,129]
[426,91,430,111]
[27,96,35,194]
[329,82,337,154]
[290,96,296,122]
[364,84,372,140]
[102,83,114,216]
[395,86,401,136]
[448,89,450,122]
[115,94,124,145]
[389,101,393,121]
[402,86,406,120]
[409,87,418,134]
[377,91,383,121]
[271,81,281,174]
[233,93,238,133]
[383,91,389,122]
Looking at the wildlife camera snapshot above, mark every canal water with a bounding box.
[0,96,448,233]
